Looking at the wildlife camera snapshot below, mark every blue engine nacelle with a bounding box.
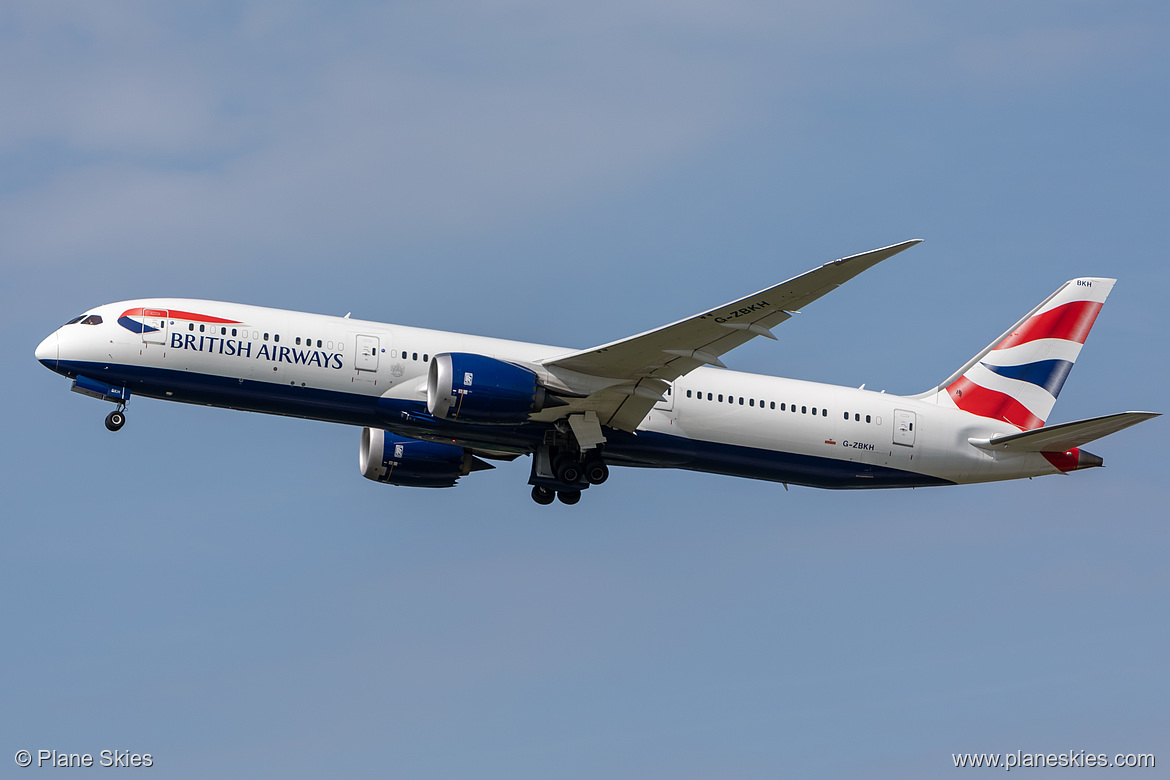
[359,428,488,488]
[427,352,552,423]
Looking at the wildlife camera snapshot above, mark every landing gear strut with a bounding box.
[528,418,609,505]
[105,407,126,432]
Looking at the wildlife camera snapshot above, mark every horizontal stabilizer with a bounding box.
[969,411,1159,452]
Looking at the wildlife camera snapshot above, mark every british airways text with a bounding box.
[169,333,344,369]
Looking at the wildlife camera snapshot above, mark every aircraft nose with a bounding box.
[35,331,58,371]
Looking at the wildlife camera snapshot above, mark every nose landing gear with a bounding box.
[70,376,130,432]
[105,406,126,432]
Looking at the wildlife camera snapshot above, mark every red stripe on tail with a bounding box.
[946,376,1045,430]
[996,300,1103,350]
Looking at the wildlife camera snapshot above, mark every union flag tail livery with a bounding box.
[918,278,1113,431]
[34,241,1158,505]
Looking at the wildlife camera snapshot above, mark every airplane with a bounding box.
[34,240,1158,505]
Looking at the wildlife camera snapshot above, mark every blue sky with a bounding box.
[3,2,1167,777]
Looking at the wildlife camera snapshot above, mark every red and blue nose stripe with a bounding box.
[118,307,241,334]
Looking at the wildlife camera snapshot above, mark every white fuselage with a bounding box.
[36,298,1072,489]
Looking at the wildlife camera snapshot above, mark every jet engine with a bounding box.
[359,427,491,487]
[427,352,556,423]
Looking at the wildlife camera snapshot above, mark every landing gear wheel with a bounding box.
[584,459,609,485]
[556,490,581,505]
[554,457,583,485]
[105,410,126,432]
[531,486,556,505]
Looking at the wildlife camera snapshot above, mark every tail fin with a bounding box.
[915,277,1115,430]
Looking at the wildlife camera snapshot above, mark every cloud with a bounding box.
[1,1,1162,278]
[0,2,761,271]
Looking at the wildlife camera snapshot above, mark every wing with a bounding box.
[538,239,922,431]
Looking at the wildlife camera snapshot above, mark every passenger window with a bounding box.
[855,413,860,421]
[232,328,237,337]
[770,402,775,410]
[275,334,280,343]
[263,333,268,341]
[749,398,755,407]
[296,338,301,345]
[413,353,418,361]
[707,393,712,401]
[866,415,871,423]
[738,397,744,405]
[718,394,723,402]
[822,409,827,417]
[200,324,206,333]
[844,411,849,420]
[189,323,194,331]
[802,406,807,414]
[686,390,692,398]
[812,407,817,415]
[423,354,429,362]
[317,340,322,348]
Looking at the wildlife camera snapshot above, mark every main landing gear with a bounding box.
[528,418,609,506]
[531,485,584,505]
[105,406,127,432]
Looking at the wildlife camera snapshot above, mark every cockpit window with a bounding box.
[64,315,85,325]
[80,315,103,325]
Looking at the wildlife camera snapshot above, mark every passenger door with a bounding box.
[355,335,380,372]
[141,309,168,345]
[893,409,916,447]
